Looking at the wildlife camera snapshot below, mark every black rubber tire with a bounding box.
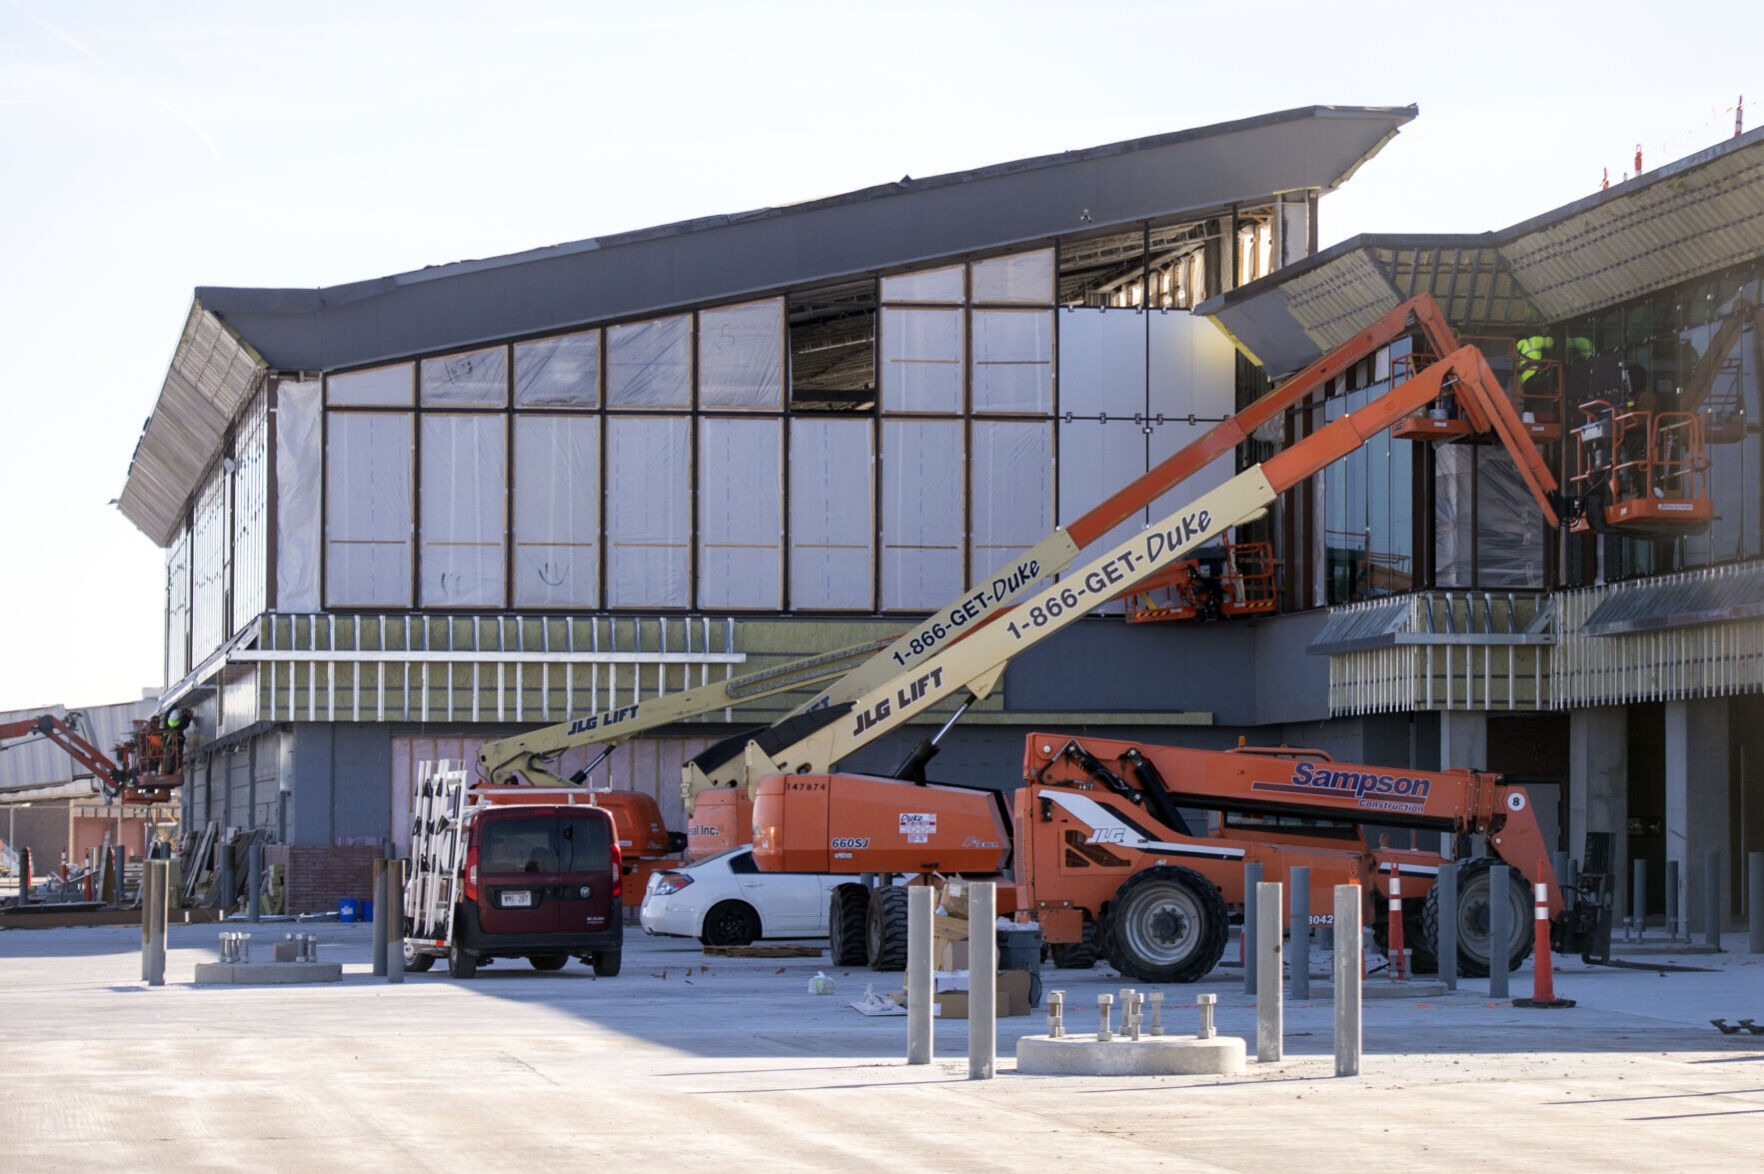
[1372,902,1439,975]
[700,900,761,947]
[447,942,478,979]
[590,947,621,977]
[402,941,435,973]
[827,884,870,966]
[1048,917,1100,969]
[865,885,910,972]
[1101,865,1229,984]
[529,954,568,972]
[1419,857,1533,978]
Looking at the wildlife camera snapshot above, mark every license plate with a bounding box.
[500,891,532,908]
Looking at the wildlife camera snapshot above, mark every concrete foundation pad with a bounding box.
[191,961,342,985]
[1016,1033,1246,1076]
[1292,980,1450,1001]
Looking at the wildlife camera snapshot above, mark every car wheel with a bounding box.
[529,954,568,972]
[591,947,621,977]
[700,900,760,947]
[447,942,478,979]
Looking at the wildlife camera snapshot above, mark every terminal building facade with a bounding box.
[117,105,1763,925]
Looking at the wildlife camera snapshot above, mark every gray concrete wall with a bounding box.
[1003,619,1260,725]
[1665,697,1730,931]
[3,805,69,872]
[287,724,392,847]
[1254,610,1333,726]
[1569,706,1628,917]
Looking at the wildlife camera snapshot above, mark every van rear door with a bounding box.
[474,810,566,936]
[551,808,617,935]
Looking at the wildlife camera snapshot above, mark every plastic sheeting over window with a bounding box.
[608,315,691,408]
[421,347,507,407]
[1434,446,1544,589]
[971,420,1052,573]
[699,299,784,409]
[514,416,599,607]
[1059,419,1144,613]
[191,465,227,661]
[1150,310,1235,421]
[606,416,689,606]
[698,418,782,608]
[881,308,964,412]
[882,265,963,304]
[1059,308,1146,417]
[790,418,873,609]
[882,419,964,610]
[971,249,1054,304]
[275,380,322,612]
[327,363,413,406]
[972,310,1053,413]
[515,330,600,407]
[231,393,268,632]
[420,415,507,607]
[166,528,190,682]
[325,412,413,607]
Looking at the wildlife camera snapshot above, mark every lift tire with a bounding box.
[529,954,568,972]
[1373,906,1438,975]
[1047,917,1100,970]
[590,947,621,977]
[866,885,910,972]
[827,884,870,966]
[1420,857,1533,978]
[447,942,478,979]
[700,900,761,947]
[1101,865,1229,985]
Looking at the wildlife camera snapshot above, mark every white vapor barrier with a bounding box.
[1059,308,1146,418]
[420,415,507,607]
[606,416,690,607]
[191,465,227,661]
[881,419,964,610]
[515,330,600,407]
[1150,310,1236,420]
[1476,447,1545,588]
[1434,445,1473,588]
[1147,418,1233,522]
[326,412,413,607]
[789,418,873,609]
[970,420,1053,572]
[699,299,784,409]
[882,265,963,304]
[231,393,268,633]
[514,415,599,607]
[275,380,322,611]
[608,315,692,407]
[422,346,508,407]
[328,362,413,406]
[1058,418,1145,614]
[972,309,1053,413]
[881,307,964,413]
[971,249,1054,304]
[166,528,191,681]
[698,417,783,608]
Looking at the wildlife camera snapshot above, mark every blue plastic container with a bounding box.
[359,899,374,923]
[338,898,359,922]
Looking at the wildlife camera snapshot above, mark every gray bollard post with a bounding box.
[18,847,30,906]
[1147,990,1164,1036]
[246,841,263,924]
[1243,861,1262,993]
[1046,990,1065,1039]
[1333,885,1361,1077]
[1438,862,1459,991]
[1257,881,1283,1063]
[906,884,933,1063]
[1489,864,1511,999]
[113,846,128,907]
[140,854,152,979]
[1196,993,1217,1039]
[1097,993,1115,1042]
[219,848,235,918]
[1748,853,1763,955]
[1666,859,1681,941]
[372,859,389,977]
[968,881,997,1081]
[1632,858,1647,943]
[387,858,406,984]
[1289,867,1311,999]
[146,860,168,986]
[1704,850,1722,948]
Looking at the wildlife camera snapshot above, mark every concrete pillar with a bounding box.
[968,882,997,1081]
[906,885,933,1064]
[1569,706,1628,921]
[1666,698,1729,935]
[1438,710,1488,770]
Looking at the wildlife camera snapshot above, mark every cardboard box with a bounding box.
[939,879,971,919]
[891,969,1032,1018]
[937,938,969,972]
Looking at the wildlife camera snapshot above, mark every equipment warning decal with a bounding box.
[900,812,936,843]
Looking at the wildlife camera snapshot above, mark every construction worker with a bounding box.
[160,709,188,775]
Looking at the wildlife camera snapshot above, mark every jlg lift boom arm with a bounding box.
[0,714,173,804]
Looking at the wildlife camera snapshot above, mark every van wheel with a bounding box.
[403,942,435,973]
[701,901,760,947]
[828,885,870,965]
[448,943,478,979]
[530,954,568,972]
[591,947,621,977]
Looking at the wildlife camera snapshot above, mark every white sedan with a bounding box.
[639,846,840,946]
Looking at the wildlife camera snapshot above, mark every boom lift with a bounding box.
[0,712,182,805]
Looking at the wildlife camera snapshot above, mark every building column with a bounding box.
[1569,706,1628,917]
[1438,711,1488,769]
[1665,698,1730,933]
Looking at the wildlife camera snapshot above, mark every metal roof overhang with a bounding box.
[1199,126,1764,378]
[1580,562,1764,635]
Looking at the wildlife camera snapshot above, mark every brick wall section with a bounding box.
[265,844,381,914]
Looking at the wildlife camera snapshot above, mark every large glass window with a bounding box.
[325,412,413,607]
[605,416,690,607]
[698,417,783,608]
[420,415,507,607]
[513,416,599,608]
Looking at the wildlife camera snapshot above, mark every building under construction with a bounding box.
[109,104,1763,924]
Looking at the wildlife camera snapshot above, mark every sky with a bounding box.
[1,0,1758,712]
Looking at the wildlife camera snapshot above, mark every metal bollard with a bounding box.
[1097,993,1115,1042]
[372,859,389,977]
[1750,852,1764,955]
[1666,859,1681,941]
[1290,867,1311,1000]
[1704,850,1722,948]
[907,885,933,1063]
[145,860,168,987]
[1046,990,1065,1039]
[246,841,263,924]
[18,847,30,906]
[1333,884,1361,1077]
[1438,861,1459,991]
[1632,858,1647,943]
[1196,993,1217,1039]
[1148,990,1165,1036]
[968,881,997,1081]
[1257,880,1283,1063]
[1489,865,1511,999]
[387,858,406,984]
[220,848,235,917]
[1243,862,1262,993]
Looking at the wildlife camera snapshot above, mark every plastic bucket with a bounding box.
[360,899,374,923]
[338,898,359,923]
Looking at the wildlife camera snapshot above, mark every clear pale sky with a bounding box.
[1,0,1757,711]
